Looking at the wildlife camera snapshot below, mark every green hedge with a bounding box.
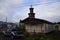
[25,33,60,40]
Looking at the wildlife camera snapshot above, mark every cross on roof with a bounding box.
[31,5,32,8]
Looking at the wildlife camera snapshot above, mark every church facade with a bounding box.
[56,22,60,31]
[20,7,55,33]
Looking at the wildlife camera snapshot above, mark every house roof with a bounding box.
[57,22,60,24]
[20,17,53,25]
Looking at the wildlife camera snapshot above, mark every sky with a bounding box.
[0,0,60,23]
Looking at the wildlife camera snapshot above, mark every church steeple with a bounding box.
[28,5,35,18]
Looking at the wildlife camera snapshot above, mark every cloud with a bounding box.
[0,0,23,22]
[34,2,60,22]
[12,7,29,22]
[0,0,60,22]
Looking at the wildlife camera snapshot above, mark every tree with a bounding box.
[16,23,25,32]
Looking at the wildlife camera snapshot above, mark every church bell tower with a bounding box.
[28,5,35,18]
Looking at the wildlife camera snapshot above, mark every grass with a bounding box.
[0,32,3,36]
[0,30,60,40]
[25,31,60,40]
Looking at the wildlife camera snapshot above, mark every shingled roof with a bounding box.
[20,17,53,25]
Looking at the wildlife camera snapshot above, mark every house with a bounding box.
[0,21,8,32]
[20,7,55,34]
[0,21,17,32]
[7,22,17,31]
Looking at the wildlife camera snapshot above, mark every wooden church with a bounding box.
[20,6,55,34]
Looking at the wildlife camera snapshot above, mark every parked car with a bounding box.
[11,31,24,38]
[2,31,12,37]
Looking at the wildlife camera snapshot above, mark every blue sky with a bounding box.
[0,0,60,23]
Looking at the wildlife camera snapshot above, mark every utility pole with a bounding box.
[6,17,7,23]
[6,17,7,29]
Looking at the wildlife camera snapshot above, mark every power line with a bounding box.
[18,2,49,7]
[18,3,41,8]
[22,1,41,5]
[16,1,50,8]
